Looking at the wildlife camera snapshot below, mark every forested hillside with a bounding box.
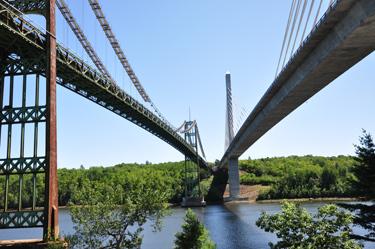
[238,155,356,200]
[0,161,211,208]
[0,155,359,208]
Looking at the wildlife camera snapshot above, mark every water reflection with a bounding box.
[0,202,373,249]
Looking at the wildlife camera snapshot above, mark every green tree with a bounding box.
[67,173,172,249]
[173,208,216,249]
[256,201,362,249]
[338,129,375,242]
[352,129,375,200]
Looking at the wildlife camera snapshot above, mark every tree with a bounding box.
[338,129,375,242]
[173,208,217,249]
[256,201,363,249]
[351,129,375,200]
[67,173,172,249]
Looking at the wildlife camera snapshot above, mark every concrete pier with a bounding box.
[181,197,206,207]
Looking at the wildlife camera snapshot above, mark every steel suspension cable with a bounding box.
[56,0,115,83]
[87,0,175,130]
[195,125,206,160]
[180,121,197,134]
[175,121,187,133]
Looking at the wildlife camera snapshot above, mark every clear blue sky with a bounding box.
[33,0,375,169]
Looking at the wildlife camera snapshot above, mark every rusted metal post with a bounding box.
[44,0,59,238]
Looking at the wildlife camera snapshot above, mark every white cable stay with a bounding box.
[226,87,249,136]
[275,0,327,78]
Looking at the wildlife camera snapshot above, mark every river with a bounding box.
[0,201,373,248]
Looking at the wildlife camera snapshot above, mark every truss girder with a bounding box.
[1,106,47,124]
[5,0,46,15]
[0,157,46,174]
[1,58,45,75]
[0,211,44,228]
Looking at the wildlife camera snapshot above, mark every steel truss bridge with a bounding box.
[0,0,207,239]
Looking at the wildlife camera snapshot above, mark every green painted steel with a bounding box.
[0,1,208,168]
[0,211,44,228]
[184,121,201,197]
[0,157,46,174]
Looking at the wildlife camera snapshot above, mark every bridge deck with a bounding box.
[220,0,375,168]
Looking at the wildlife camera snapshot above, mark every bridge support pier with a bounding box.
[228,158,240,198]
[224,158,249,202]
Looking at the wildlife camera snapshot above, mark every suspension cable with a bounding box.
[56,0,115,83]
[87,0,176,130]
[195,124,206,160]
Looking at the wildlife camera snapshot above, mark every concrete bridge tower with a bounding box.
[225,72,240,200]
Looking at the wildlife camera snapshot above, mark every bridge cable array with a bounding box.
[275,0,330,78]
[226,87,249,137]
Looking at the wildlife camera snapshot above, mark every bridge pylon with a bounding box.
[223,72,248,201]
[181,121,206,207]
[0,0,58,241]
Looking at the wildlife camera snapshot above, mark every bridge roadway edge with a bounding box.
[218,0,375,169]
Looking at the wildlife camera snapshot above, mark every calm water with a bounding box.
[0,201,373,248]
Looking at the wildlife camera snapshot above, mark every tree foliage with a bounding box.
[173,208,216,249]
[66,172,172,249]
[256,201,363,249]
[338,129,375,242]
[237,155,356,200]
[351,129,375,200]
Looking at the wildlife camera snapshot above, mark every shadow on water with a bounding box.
[203,204,274,249]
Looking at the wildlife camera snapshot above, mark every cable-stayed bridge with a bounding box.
[0,0,208,239]
[219,0,375,200]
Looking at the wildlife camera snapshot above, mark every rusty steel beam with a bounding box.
[44,0,59,238]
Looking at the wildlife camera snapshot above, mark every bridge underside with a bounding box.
[220,0,375,169]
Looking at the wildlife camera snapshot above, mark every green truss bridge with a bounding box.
[0,1,207,167]
[0,0,208,240]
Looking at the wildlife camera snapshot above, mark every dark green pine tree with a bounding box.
[352,129,375,200]
[339,129,375,242]
[173,208,217,249]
